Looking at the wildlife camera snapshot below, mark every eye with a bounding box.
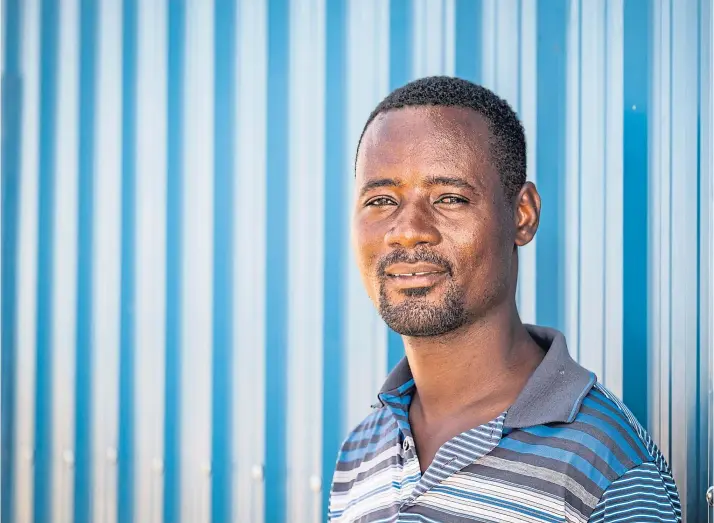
[435,195,469,205]
[366,196,397,207]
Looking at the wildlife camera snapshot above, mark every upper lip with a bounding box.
[385,263,448,276]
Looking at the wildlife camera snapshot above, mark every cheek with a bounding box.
[452,217,510,277]
[352,223,382,285]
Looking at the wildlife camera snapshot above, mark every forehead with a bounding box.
[356,106,495,184]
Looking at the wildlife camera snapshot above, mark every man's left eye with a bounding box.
[436,196,468,204]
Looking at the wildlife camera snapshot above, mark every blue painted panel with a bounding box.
[265,0,289,520]
[117,0,137,521]
[622,0,650,429]
[33,0,59,520]
[322,0,347,518]
[163,1,184,523]
[1,0,23,521]
[211,0,235,521]
[73,0,97,521]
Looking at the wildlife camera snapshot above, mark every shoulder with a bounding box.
[328,408,400,519]
[334,406,398,470]
[499,383,657,480]
[490,382,679,521]
[583,384,671,473]
[587,461,681,522]
[331,406,400,484]
[581,384,681,522]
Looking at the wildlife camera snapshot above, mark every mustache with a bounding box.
[377,248,453,278]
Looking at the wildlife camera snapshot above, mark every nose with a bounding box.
[384,200,441,249]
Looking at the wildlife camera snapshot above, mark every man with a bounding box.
[328,77,681,523]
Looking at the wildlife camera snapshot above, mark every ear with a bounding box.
[513,182,541,247]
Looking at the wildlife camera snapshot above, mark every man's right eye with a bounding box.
[366,197,397,207]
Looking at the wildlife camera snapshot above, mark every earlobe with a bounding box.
[514,182,541,247]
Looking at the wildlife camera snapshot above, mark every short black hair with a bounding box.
[356,76,527,202]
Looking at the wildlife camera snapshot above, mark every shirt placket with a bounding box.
[403,412,507,506]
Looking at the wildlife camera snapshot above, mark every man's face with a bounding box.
[352,106,523,337]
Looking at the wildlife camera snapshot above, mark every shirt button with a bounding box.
[403,438,411,451]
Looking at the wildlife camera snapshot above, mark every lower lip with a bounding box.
[385,272,447,289]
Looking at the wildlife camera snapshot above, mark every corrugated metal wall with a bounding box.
[1,0,713,522]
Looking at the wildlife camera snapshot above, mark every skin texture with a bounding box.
[353,106,545,471]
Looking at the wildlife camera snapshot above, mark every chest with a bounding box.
[329,428,596,523]
[332,455,584,523]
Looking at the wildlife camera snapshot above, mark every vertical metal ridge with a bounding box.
[211,0,236,521]
[577,0,606,382]
[622,0,650,427]
[163,0,185,521]
[603,0,624,398]
[135,2,168,523]
[233,1,267,521]
[286,0,326,520]
[33,0,60,519]
[264,0,289,519]
[564,0,581,362]
[181,1,215,522]
[322,0,347,518]
[74,0,98,519]
[13,2,41,520]
[344,0,389,433]
[535,0,567,332]
[91,0,122,520]
[51,0,79,520]
[454,0,482,83]
[117,0,138,520]
[669,1,699,517]
[518,0,537,325]
[1,0,24,519]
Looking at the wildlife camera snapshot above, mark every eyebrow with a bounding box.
[358,178,403,198]
[358,175,478,198]
[424,175,477,193]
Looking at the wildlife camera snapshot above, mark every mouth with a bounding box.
[384,263,449,289]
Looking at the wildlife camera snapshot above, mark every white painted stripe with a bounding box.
[480,0,496,91]
[648,0,663,451]
[233,0,267,520]
[13,0,40,519]
[578,0,605,381]
[493,0,519,108]
[344,0,389,434]
[52,0,79,520]
[564,0,581,362]
[181,1,214,522]
[286,0,326,521]
[412,0,426,77]
[518,0,537,325]
[706,0,714,500]
[412,0,446,78]
[91,0,122,521]
[669,0,699,513]
[443,0,455,77]
[648,0,672,462]
[134,1,168,522]
[604,0,624,397]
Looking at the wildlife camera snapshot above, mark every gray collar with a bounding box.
[377,324,596,428]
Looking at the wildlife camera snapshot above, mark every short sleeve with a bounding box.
[587,461,682,523]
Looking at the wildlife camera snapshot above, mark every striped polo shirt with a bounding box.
[329,325,681,523]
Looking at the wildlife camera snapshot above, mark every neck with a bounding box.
[403,300,544,422]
